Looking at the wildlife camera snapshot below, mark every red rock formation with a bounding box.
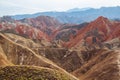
[0,24,2,29]
[51,23,88,42]
[0,16,119,48]
[19,16,61,35]
[108,22,120,40]
[0,22,49,41]
[67,16,120,48]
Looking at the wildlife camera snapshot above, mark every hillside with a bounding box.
[0,52,12,66]
[0,16,63,42]
[1,32,120,80]
[67,16,120,48]
[0,66,76,80]
[52,23,88,42]
[72,49,120,80]
[0,33,79,80]
[19,16,61,35]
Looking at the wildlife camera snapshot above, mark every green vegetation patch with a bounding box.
[0,66,74,80]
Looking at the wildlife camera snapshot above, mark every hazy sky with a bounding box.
[0,0,120,16]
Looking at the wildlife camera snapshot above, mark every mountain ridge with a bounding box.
[11,6,120,24]
[66,16,120,48]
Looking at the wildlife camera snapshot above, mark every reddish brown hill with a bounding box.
[67,16,120,48]
[15,23,50,40]
[51,23,88,42]
[0,16,63,41]
[0,22,50,41]
[108,22,120,40]
[20,16,61,28]
[19,16,61,35]
[0,16,119,48]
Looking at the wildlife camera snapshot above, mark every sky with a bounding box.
[0,0,120,16]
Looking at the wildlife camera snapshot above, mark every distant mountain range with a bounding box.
[67,7,92,12]
[11,6,120,24]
